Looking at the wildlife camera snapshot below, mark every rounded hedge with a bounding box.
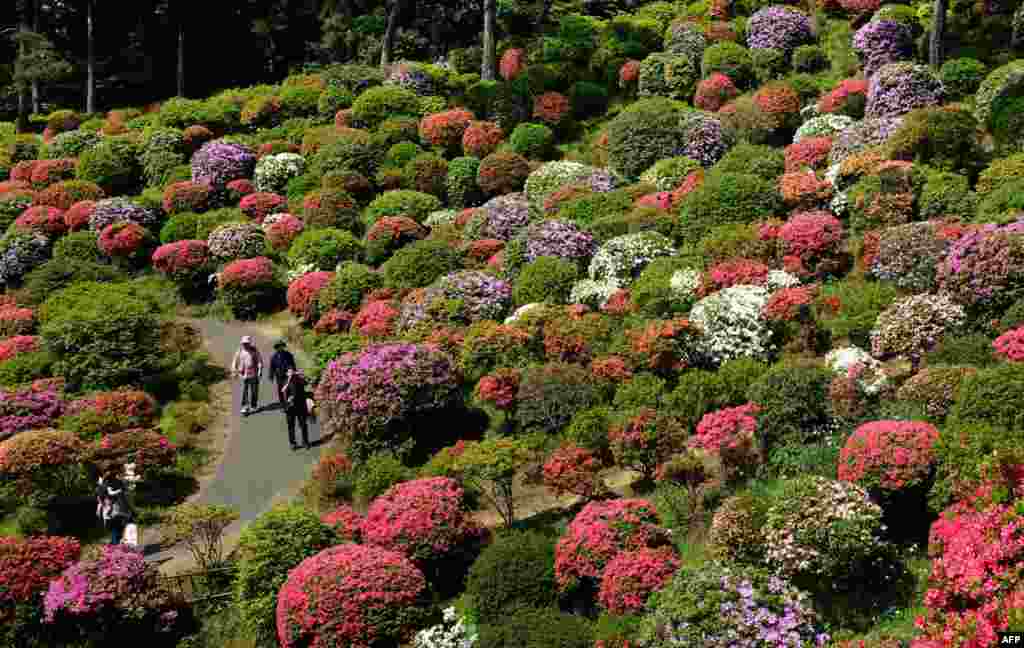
[606,99,690,181]
[288,228,362,271]
[465,530,559,623]
[381,239,460,289]
[364,189,442,227]
[513,256,580,306]
[675,171,782,244]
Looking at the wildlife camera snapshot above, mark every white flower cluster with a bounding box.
[588,232,676,286]
[254,152,305,193]
[870,293,966,360]
[824,346,889,395]
[261,212,291,228]
[413,607,477,648]
[793,114,856,143]
[524,161,598,214]
[668,268,702,307]
[765,269,801,291]
[690,285,773,364]
[425,209,459,228]
[504,302,543,324]
[570,278,621,308]
[287,261,318,282]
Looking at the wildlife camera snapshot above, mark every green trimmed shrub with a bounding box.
[52,231,101,263]
[792,45,827,73]
[751,48,786,84]
[279,85,321,119]
[713,143,786,180]
[563,406,613,456]
[20,259,126,306]
[446,157,483,209]
[465,531,559,623]
[351,86,421,129]
[976,179,1024,224]
[318,86,355,118]
[674,171,782,244]
[747,364,832,453]
[664,369,728,430]
[928,420,1024,513]
[883,106,983,175]
[569,81,609,119]
[638,53,700,101]
[629,256,693,317]
[0,350,55,387]
[385,142,423,169]
[977,153,1024,198]
[381,239,460,289]
[234,504,339,647]
[375,116,422,148]
[605,98,690,181]
[702,42,755,89]
[75,137,141,195]
[919,170,976,221]
[309,128,381,179]
[510,123,556,160]
[402,153,448,199]
[613,374,667,410]
[818,279,899,347]
[316,261,382,313]
[364,190,442,226]
[513,256,579,306]
[940,58,986,99]
[948,362,1024,429]
[478,606,593,648]
[353,452,413,504]
[288,228,363,271]
[515,363,603,436]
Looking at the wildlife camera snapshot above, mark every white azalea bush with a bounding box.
[425,209,459,228]
[587,231,676,286]
[690,284,774,364]
[824,346,888,395]
[793,114,856,143]
[254,152,305,193]
[765,269,801,291]
[504,302,543,324]
[870,293,966,361]
[569,278,621,308]
[413,607,477,648]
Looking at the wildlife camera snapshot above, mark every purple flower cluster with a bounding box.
[829,116,904,164]
[524,219,597,264]
[478,193,532,240]
[436,270,513,322]
[681,113,734,167]
[314,343,460,440]
[865,62,944,119]
[852,20,913,78]
[88,198,158,232]
[937,219,1024,310]
[386,63,436,96]
[207,222,267,260]
[43,544,155,622]
[0,386,66,442]
[747,6,813,56]
[588,168,617,193]
[0,233,50,285]
[639,564,828,648]
[191,140,257,190]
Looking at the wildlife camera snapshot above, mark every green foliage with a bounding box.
[605,98,690,181]
[447,157,483,209]
[478,606,593,648]
[976,179,1024,223]
[364,189,442,226]
[513,256,579,306]
[948,362,1024,429]
[674,172,782,244]
[713,143,786,181]
[381,238,460,289]
[353,452,413,504]
[747,364,832,453]
[883,107,984,175]
[287,228,362,271]
[638,53,700,101]
[925,332,999,368]
[557,189,636,227]
[0,350,55,387]
[318,85,355,118]
[563,406,613,456]
[751,48,786,84]
[20,258,126,307]
[792,45,827,73]
[515,363,604,437]
[465,530,558,623]
[75,136,141,194]
[929,420,1024,513]
[940,58,987,99]
[309,128,381,178]
[52,231,101,263]
[919,170,976,221]
[818,279,899,346]
[278,85,320,119]
[613,373,667,410]
[316,261,382,313]
[234,504,339,647]
[351,85,421,128]
[510,123,556,160]
[402,153,449,199]
[165,504,239,570]
[701,42,754,89]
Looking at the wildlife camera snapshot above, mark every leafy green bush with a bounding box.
[287,228,362,271]
[0,350,55,388]
[52,231,101,263]
[629,256,693,317]
[402,153,448,199]
[701,42,755,88]
[509,123,556,160]
[75,137,141,195]
[792,45,827,73]
[751,48,786,84]
[353,452,413,504]
[569,81,609,119]
[563,406,613,456]
[466,530,559,623]
[351,86,421,128]
[948,362,1024,429]
[674,172,781,243]
[818,279,899,346]
[20,259,125,306]
[478,606,593,648]
[513,256,579,306]
[638,53,700,101]
[613,373,667,410]
[316,261,382,313]
[918,170,976,220]
[364,189,442,226]
[928,420,1024,513]
[381,239,460,289]
[883,106,983,174]
[713,143,786,180]
[234,504,339,647]
[39,281,162,391]
[939,57,987,99]
[318,85,355,118]
[309,128,382,179]
[976,179,1024,224]
[515,363,604,436]
[447,157,483,209]
[605,98,690,181]
[747,364,832,453]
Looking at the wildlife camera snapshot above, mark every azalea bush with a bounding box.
[838,420,939,493]
[218,257,284,319]
[870,293,966,362]
[0,428,85,505]
[597,547,680,616]
[608,408,688,480]
[191,139,257,190]
[0,536,80,645]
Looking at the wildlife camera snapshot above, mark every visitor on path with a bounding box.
[282,367,311,451]
[232,335,263,415]
[269,339,297,406]
[97,472,134,545]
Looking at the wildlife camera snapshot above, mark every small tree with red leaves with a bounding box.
[608,409,688,482]
[543,443,607,500]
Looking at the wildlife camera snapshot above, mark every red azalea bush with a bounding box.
[14,206,67,237]
[226,178,256,202]
[220,257,276,290]
[287,271,335,323]
[624,317,700,373]
[590,355,634,382]
[67,389,158,431]
[366,216,428,264]
[84,428,177,479]
[475,367,521,410]
[994,326,1024,362]
[608,409,688,480]
[543,443,605,500]
[753,84,801,129]
[914,485,1024,648]
[0,536,81,613]
[818,78,868,117]
[554,498,670,595]
[334,109,354,129]
[500,48,526,81]
[265,214,304,250]
[162,181,211,215]
[97,221,152,259]
[320,504,363,541]
[29,159,77,188]
[464,238,505,265]
[36,181,104,211]
[838,420,940,493]
[763,285,817,322]
[0,335,39,362]
[0,180,31,195]
[694,73,739,111]
[542,310,615,364]
[603,289,634,315]
[778,210,843,267]
[352,299,399,338]
[275,543,428,648]
[10,161,39,184]
[0,304,35,336]
[152,240,212,280]
[785,137,833,173]
[779,170,833,207]
[706,258,769,291]
[240,192,287,223]
[670,170,705,205]
[0,429,85,498]
[420,109,475,152]
[533,92,572,128]
[63,200,97,231]
[313,309,355,334]
[462,121,505,158]
[597,547,680,615]
[361,477,481,565]
[636,192,672,211]
[477,151,530,195]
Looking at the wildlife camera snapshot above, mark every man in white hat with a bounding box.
[232,335,264,415]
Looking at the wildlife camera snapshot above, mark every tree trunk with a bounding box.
[380,0,400,68]
[16,2,30,132]
[430,15,443,62]
[177,13,185,97]
[481,0,496,81]
[930,0,947,68]
[86,0,95,113]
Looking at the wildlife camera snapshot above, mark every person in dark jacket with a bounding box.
[268,339,297,406]
[97,471,133,544]
[282,367,311,450]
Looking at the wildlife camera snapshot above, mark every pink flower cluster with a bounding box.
[994,326,1024,362]
[0,536,81,607]
[239,192,286,223]
[785,138,833,173]
[219,256,276,289]
[0,335,39,362]
[475,367,521,410]
[98,221,149,258]
[265,214,305,250]
[352,300,399,338]
[838,420,939,492]
[635,192,673,211]
[152,240,211,279]
[694,73,739,111]
[707,258,769,290]
[0,303,35,337]
[287,271,335,323]
[779,210,843,260]
[543,443,604,499]
[320,504,363,541]
[500,48,526,81]
[597,547,680,615]
[14,206,67,237]
[690,403,759,455]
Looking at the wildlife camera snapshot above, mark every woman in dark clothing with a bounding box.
[97,472,133,544]
[282,368,311,450]
[269,339,297,406]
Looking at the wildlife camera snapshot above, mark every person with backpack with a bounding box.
[282,367,311,450]
[232,335,264,415]
[97,471,134,545]
[268,339,297,406]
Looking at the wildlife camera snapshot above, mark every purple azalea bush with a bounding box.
[829,116,904,164]
[865,62,944,119]
[386,63,436,96]
[0,233,50,285]
[638,564,829,648]
[852,20,914,78]
[207,222,267,260]
[476,193,532,241]
[88,198,159,232]
[747,6,813,56]
[436,270,513,322]
[191,140,257,190]
[681,113,735,167]
[936,218,1024,311]
[0,385,66,441]
[524,219,597,264]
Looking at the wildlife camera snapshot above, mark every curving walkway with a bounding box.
[148,317,323,573]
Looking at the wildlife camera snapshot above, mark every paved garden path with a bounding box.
[149,316,323,574]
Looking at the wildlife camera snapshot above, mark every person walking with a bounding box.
[232,335,263,415]
[282,367,311,450]
[99,472,133,545]
[268,339,297,406]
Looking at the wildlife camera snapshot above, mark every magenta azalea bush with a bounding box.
[88,197,158,232]
[522,219,597,264]
[191,139,257,190]
[936,219,1024,313]
[435,270,513,322]
[0,385,66,441]
[472,193,532,241]
[852,20,914,78]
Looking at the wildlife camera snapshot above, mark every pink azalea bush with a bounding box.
[0,303,35,336]
[264,213,304,250]
[97,221,152,261]
[275,543,428,648]
[838,420,940,493]
[689,403,761,479]
[239,192,286,223]
[319,504,363,541]
[543,443,605,500]
[597,547,680,615]
[994,326,1024,362]
[0,385,66,441]
[152,240,212,281]
[0,335,38,362]
[286,271,335,323]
